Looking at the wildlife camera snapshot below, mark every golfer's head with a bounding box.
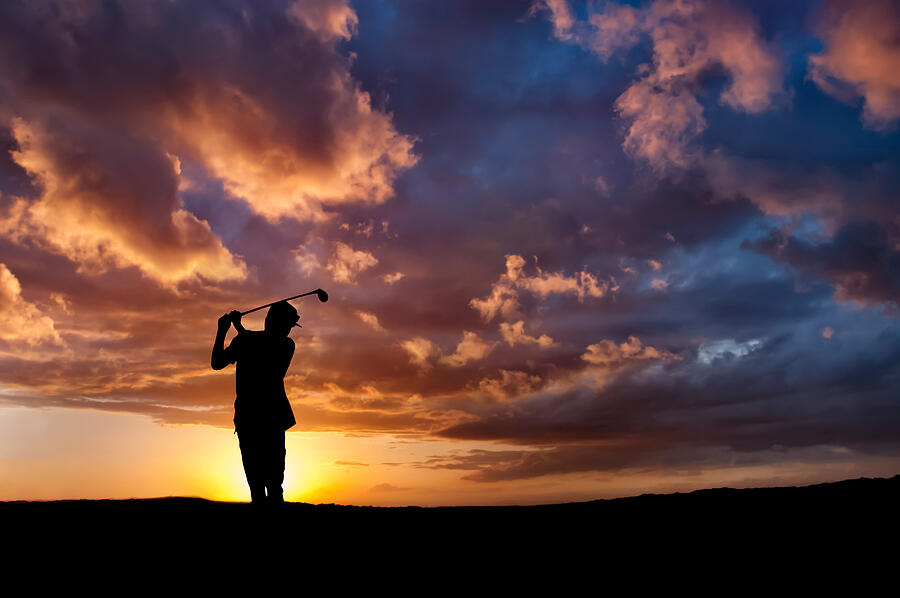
[265,301,299,335]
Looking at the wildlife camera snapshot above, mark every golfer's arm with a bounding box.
[277,343,295,379]
[211,330,229,370]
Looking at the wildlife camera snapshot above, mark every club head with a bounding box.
[315,288,329,302]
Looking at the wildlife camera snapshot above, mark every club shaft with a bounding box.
[240,291,318,316]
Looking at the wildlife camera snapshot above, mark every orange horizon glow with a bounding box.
[4,406,898,506]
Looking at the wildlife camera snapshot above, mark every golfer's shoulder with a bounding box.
[233,330,253,341]
[233,330,261,348]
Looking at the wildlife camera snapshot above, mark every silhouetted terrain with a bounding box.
[6,475,898,555]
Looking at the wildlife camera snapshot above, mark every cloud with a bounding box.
[539,0,783,172]
[697,339,762,365]
[1,118,247,285]
[701,152,845,226]
[582,336,678,367]
[287,0,359,41]
[618,0,782,171]
[478,370,544,401]
[535,0,840,232]
[415,445,658,482]
[651,279,668,291]
[528,0,577,41]
[382,272,405,285]
[326,384,409,412]
[355,310,385,332]
[470,254,617,322]
[293,239,324,277]
[537,0,896,304]
[0,263,63,349]
[327,242,378,284]
[370,483,410,492]
[401,337,437,370]
[499,321,555,348]
[808,0,900,131]
[440,331,495,367]
[0,0,418,242]
[586,3,643,60]
[743,221,900,309]
[434,331,900,478]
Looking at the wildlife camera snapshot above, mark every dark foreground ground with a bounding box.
[5,475,898,577]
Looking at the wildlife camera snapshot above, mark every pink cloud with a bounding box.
[537,1,784,173]
[808,0,900,131]
[528,0,577,41]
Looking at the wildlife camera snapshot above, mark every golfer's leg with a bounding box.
[265,430,286,502]
[238,430,265,503]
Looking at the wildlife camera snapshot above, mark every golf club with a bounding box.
[240,288,329,316]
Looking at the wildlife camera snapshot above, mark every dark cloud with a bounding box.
[431,329,900,478]
[745,221,900,309]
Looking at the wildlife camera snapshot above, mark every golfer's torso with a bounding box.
[232,332,293,429]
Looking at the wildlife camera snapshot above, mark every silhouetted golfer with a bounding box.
[211,302,298,504]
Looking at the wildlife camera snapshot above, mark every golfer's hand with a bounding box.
[217,313,233,333]
[229,310,243,329]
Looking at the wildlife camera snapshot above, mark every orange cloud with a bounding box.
[401,337,437,370]
[0,263,63,350]
[327,242,378,284]
[3,119,246,285]
[355,310,385,332]
[808,0,900,131]
[582,336,679,367]
[499,321,555,348]
[382,272,405,285]
[477,370,543,401]
[0,0,418,293]
[440,331,495,367]
[470,254,617,322]
[172,83,417,222]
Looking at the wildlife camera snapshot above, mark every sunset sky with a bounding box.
[1,0,899,505]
